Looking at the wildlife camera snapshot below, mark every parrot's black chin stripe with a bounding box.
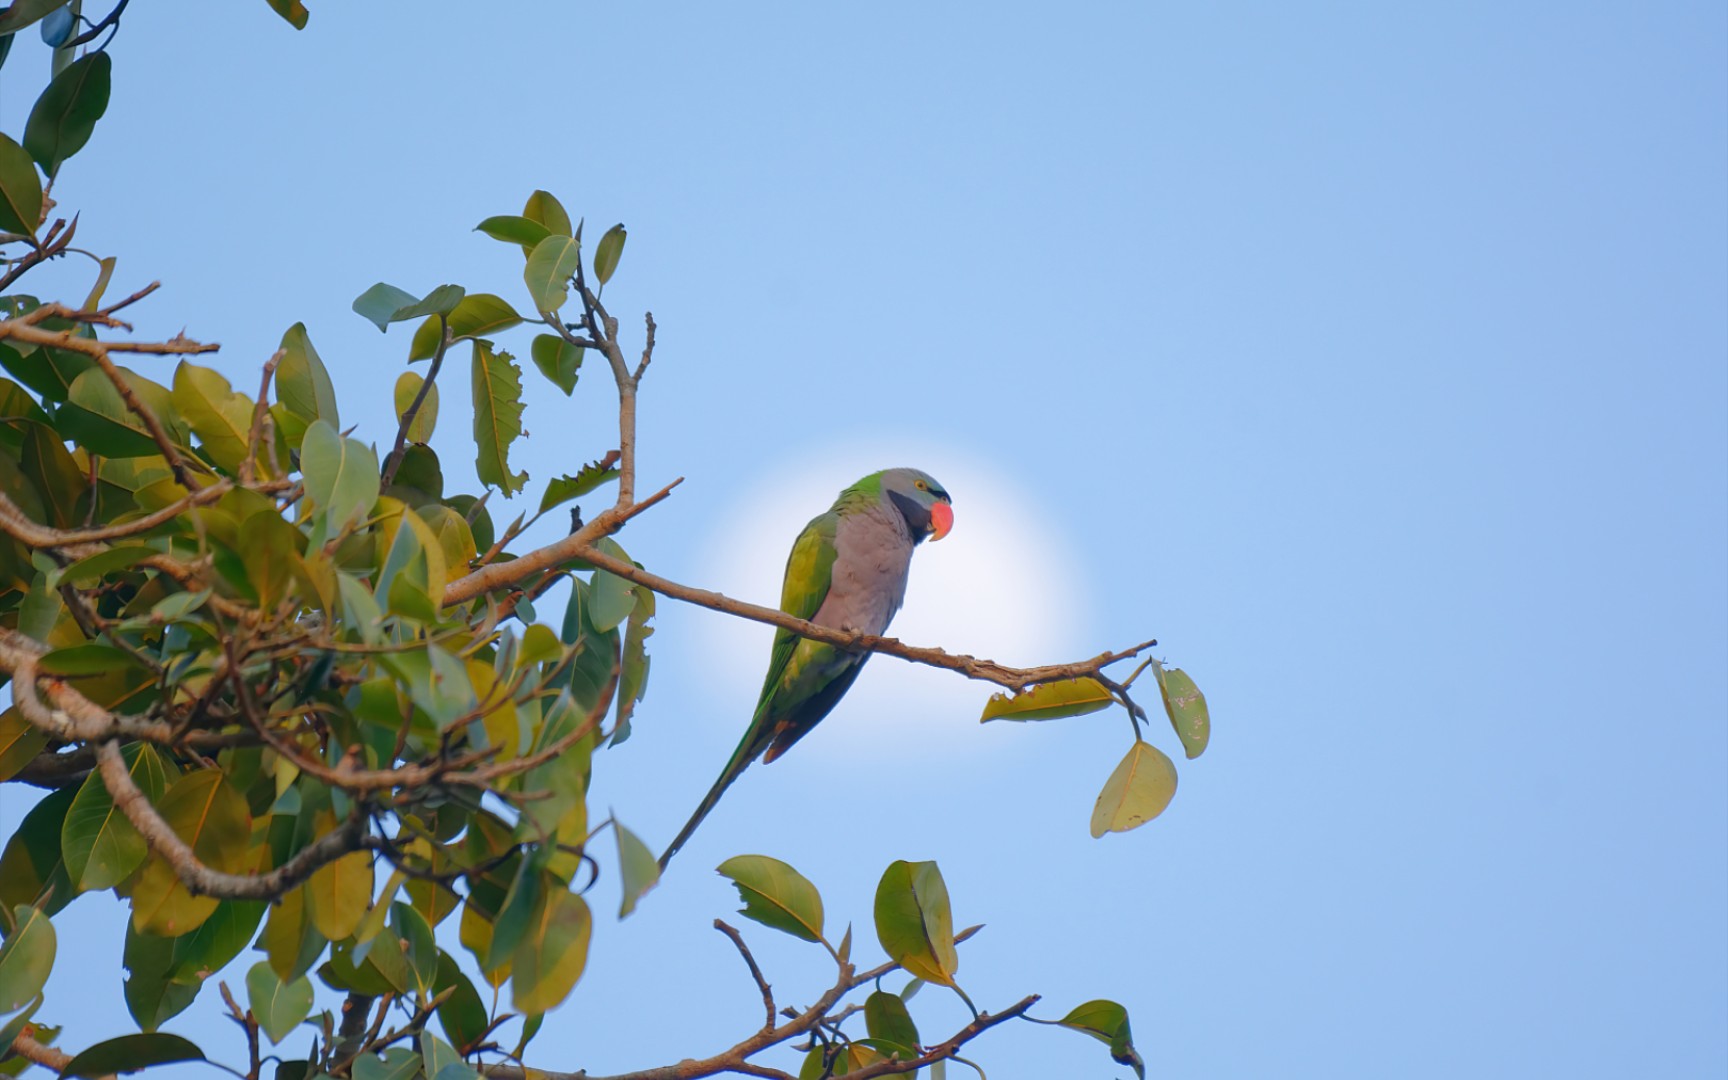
[888,488,935,542]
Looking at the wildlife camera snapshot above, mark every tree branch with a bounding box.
[571,543,1156,693]
[382,317,451,488]
[95,740,376,900]
[716,919,777,1033]
[439,479,681,608]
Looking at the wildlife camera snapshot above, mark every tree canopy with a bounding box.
[0,5,1209,1079]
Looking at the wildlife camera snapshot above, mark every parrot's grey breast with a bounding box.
[811,501,916,637]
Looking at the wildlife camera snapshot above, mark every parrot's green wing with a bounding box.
[753,510,840,723]
[655,511,839,869]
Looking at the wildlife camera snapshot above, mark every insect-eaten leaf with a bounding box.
[873,860,958,988]
[716,855,825,944]
[471,341,528,496]
[1056,999,1146,1080]
[980,676,1114,722]
[1155,664,1210,759]
[1089,741,1177,838]
[538,452,620,515]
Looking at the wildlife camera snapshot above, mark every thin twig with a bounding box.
[382,317,451,487]
[716,920,777,1032]
[240,350,284,485]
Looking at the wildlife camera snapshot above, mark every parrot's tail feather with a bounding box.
[657,739,759,870]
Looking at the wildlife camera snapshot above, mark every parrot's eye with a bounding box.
[914,479,928,491]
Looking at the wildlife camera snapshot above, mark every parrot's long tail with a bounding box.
[657,738,759,870]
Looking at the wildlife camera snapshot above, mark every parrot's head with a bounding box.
[879,467,953,544]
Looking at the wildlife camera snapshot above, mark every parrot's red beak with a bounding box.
[929,501,953,542]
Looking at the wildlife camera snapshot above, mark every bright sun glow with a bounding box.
[694,444,1091,760]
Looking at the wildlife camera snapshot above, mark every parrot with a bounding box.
[658,467,954,868]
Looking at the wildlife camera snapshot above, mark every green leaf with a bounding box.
[0,709,48,783]
[60,1033,206,1078]
[0,994,42,1060]
[263,0,310,30]
[0,132,41,235]
[593,224,626,286]
[20,420,86,527]
[587,538,635,634]
[0,904,54,1012]
[37,643,140,676]
[521,190,571,238]
[528,333,582,395]
[352,1049,418,1080]
[0,0,70,34]
[431,951,487,1053]
[23,51,111,175]
[240,507,306,611]
[717,855,825,944]
[475,215,551,249]
[523,235,582,313]
[355,283,465,332]
[246,960,315,1045]
[274,322,339,439]
[0,787,73,915]
[1057,999,1146,1080]
[614,585,654,743]
[407,294,521,362]
[62,743,170,893]
[979,676,1114,722]
[351,283,416,330]
[0,340,89,402]
[171,362,255,475]
[614,821,660,918]
[57,367,164,458]
[262,888,327,983]
[470,341,528,496]
[165,898,266,984]
[123,923,198,1032]
[60,545,156,587]
[864,990,921,1056]
[1156,665,1210,759]
[873,860,958,987]
[301,419,380,530]
[419,1032,461,1080]
[1089,741,1178,838]
[393,371,439,444]
[509,888,591,1014]
[390,902,439,996]
[538,456,619,515]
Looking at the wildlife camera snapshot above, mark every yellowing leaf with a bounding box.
[394,371,439,444]
[510,889,591,1014]
[1089,741,1178,838]
[980,676,1114,722]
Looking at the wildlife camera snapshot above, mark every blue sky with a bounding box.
[3,2,1724,1076]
